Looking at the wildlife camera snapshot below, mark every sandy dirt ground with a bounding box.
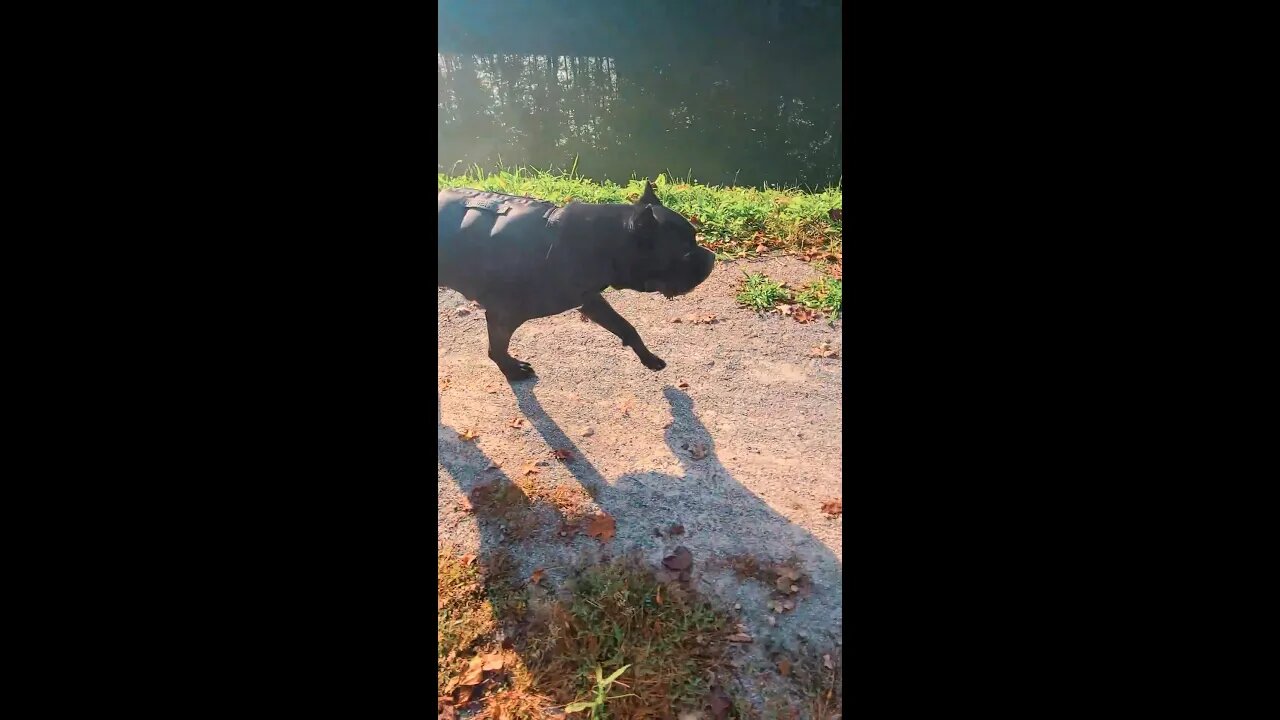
[438,256,842,705]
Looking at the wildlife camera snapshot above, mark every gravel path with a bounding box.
[438,255,843,698]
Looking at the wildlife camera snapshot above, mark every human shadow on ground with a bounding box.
[507,381,843,655]
[437,380,842,710]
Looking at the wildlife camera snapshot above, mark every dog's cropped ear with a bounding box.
[637,180,662,206]
[632,204,658,239]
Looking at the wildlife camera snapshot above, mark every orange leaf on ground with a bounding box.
[460,553,476,566]
[821,499,843,516]
[585,512,616,541]
[521,461,541,476]
[530,568,545,585]
[481,652,504,671]
[458,428,479,441]
[808,342,839,358]
[792,308,815,324]
[677,380,690,389]
[459,656,484,686]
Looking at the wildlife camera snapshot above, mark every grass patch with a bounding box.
[439,547,735,718]
[794,276,842,318]
[439,164,841,259]
[736,272,843,320]
[737,272,792,312]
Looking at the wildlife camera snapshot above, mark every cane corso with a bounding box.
[438,181,715,380]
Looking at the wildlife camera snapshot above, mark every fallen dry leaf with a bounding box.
[821,499,843,516]
[793,308,815,323]
[808,342,839,358]
[777,303,795,316]
[460,656,484,686]
[508,417,525,429]
[755,243,768,253]
[481,652,504,671]
[458,428,479,441]
[708,684,733,720]
[726,633,753,643]
[662,546,693,571]
[777,657,792,676]
[454,683,480,704]
[688,442,708,460]
[775,576,792,592]
[551,448,573,462]
[530,568,545,585]
[692,313,717,324]
[585,512,616,541]
[460,553,476,567]
[677,380,690,389]
[439,378,452,391]
[521,461,541,476]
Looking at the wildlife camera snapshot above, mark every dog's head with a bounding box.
[621,181,715,298]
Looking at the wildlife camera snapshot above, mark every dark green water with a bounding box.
[438,0,842,189]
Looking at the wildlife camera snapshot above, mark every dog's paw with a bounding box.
[501,361,536,380]
[641,354,667,372]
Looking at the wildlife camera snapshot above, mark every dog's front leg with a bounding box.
[579,294,666,371]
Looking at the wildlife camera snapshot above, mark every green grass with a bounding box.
[439,547,734,718]
[439,163,841,259]
[794,276,842,318]
[737,272,792,312]
[737,272,842,320]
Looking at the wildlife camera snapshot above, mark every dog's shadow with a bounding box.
[506,381,842,649]
[438,378,842,696]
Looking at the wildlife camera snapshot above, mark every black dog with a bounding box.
[438,181,715,380]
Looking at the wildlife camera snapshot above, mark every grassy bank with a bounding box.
[437,166,842,263]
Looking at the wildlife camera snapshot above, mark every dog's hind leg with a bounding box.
[485,311,535,380]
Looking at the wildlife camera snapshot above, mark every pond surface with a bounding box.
[438,0,842,189]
